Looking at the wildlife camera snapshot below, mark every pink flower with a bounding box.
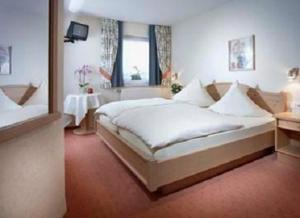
[74,65,93,86]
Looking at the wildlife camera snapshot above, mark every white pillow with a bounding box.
[209,82,271,117]
[0,88,22,112]
[24,82,48,106]
[173,79,215,107]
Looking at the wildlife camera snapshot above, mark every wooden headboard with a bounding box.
[0,85,38,105]
[206,82,287,114]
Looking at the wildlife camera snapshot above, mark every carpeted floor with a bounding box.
[64,130,300,218]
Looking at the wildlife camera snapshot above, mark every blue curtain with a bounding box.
[149,25,162,85]
[111,21,124,87]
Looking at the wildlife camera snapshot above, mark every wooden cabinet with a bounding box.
[275,112,300,158]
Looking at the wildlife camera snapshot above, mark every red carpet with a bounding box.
[64,130,300,218]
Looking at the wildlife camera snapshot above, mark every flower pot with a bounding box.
[79,87,87,94]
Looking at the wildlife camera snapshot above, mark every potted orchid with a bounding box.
[74,65,93,93]
[130,66,142,80]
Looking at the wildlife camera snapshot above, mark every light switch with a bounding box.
[291,101,300,113]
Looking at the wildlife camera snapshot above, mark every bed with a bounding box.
[0,85,48,129]
[96,83,287,193]
[0,105,48,128]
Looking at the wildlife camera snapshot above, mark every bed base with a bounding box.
[97,122,275,193]
[158,146,273,195]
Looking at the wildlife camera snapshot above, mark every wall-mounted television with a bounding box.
[65,21,89,43]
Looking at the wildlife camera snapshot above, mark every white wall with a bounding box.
[64,14,103,97]
[172,0,300,96]
[0,0,66,217]
[0,5,48,86]
[123,22,148,38]
[64,15,152,98]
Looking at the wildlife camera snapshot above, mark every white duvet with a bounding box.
[96,98,174,119]
[0,105,48,128]
[98,99,243,149]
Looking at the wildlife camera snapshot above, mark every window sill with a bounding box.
[124,80,149,87]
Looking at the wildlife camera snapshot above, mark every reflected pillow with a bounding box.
[209,82,271,117]
[0,88,22,112]
[173,79,215,107]
[24,82,48,106]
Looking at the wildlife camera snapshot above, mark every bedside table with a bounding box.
[275,112,300,158]
[64,93,103,135]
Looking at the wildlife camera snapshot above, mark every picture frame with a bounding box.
[229,35,255,71]
[0,46,12,75]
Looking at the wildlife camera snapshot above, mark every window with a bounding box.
[123,37,149,86]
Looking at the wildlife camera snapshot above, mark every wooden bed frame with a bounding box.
[96,83,287,193]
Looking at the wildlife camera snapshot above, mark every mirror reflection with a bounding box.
[0,0,49,128]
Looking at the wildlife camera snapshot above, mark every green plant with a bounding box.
[131,74,142,80]
[79,83,89,88]
[130,66,142,80]
[171,83,183,94]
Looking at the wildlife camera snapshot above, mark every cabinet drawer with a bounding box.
[278,120,300,132]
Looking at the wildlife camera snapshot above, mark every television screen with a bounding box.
[67,21,89,41]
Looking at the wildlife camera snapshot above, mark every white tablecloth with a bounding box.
[64,93,102,125]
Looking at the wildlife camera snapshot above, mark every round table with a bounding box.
[64,93,102,135]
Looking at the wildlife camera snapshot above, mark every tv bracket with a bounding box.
[64,36,75,43]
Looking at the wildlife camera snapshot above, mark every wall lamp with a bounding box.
[288,68,299,81]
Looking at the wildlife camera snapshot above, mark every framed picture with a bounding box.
[229,35,255,71]
[0,46,12,75]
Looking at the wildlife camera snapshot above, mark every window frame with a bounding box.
[123,35,150,87]
[0,0,60,143]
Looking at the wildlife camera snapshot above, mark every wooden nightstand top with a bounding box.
[275,112,300,123]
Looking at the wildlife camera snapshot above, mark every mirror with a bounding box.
[0,0,50,129]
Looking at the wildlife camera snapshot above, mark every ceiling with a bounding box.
[65,0,231,25]
[0,0,48,15]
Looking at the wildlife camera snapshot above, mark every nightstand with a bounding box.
[64,93,103,135]
[275,112,300,158]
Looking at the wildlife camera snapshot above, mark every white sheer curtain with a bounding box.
[99,18,119,88]
[155,25,172,85]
